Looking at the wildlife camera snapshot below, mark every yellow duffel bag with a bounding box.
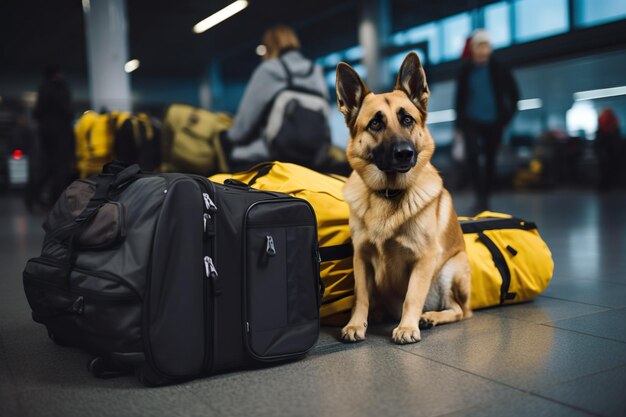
[459,211,554,310]
[211,162,354,319]
[211,163,554,319]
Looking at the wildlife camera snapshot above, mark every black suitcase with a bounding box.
[23,162,323,385]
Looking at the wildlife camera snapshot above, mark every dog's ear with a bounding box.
[336,62,370,128]
[394,52,429,117]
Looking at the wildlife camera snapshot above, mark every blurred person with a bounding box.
[28,65,74,209]
[455,29,519,213]
[595,109,622,191]
[222,25,329,171]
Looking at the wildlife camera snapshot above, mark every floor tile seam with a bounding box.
[525,391,606,417]
[392,341,626,398]
[548,278,626,288]
[431,390,601,417]
[543,306,626,325]
[539,295,621,309]
[533,308,615,325]
[538,322,626,344]
[389,344,534,393]
[532,362,626,390]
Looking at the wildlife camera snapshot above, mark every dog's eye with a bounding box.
[368,119,383,131]
[402,115,414,126]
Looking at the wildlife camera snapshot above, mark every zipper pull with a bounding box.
[202,193,217,212]
[204,256,220,295]
[266,235,276,256]
[314,246,321,263]
[203,213,210,232]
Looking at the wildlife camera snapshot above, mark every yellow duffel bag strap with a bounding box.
[460,214,544,308]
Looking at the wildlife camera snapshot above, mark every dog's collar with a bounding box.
[376,189,404,199]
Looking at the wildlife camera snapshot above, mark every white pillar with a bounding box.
[82,0,132,112]
[358,0,391,92]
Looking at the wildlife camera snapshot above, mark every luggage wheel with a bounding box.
[47,330,69,347]
[87,356,129,379]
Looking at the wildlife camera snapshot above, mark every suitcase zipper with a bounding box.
[197,179,219,375]
[204,256,220,295]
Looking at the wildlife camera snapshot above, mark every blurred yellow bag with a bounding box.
[459,211,554,310]
[211,162,354,318]
[162,104,232,175]
[75,111,131,178]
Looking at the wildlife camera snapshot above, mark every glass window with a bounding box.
[441,12,472,61]
[575,0,626,27]
[391,22,441,64]
[344,46,364,61]
[514,0,569,42]
[484,2,511,49]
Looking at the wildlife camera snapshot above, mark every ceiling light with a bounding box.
[256,45,267,56]
[574,86,626,101]
[517,98,543,111]
[193,0,248,34]
[124,59,140,73]
[426,109,456,124]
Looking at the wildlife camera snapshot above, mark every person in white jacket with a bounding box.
[224,25,329,170]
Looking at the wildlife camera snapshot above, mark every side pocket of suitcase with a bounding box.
[23,257,142,354]
[243,200,320,361]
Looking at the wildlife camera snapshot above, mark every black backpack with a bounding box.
[264,58,332,169]
[114,114,162,171]
[23,161,323,385]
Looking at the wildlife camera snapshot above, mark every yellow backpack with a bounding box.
[211,162,554,318]
[75,111,131,178]
[210,162,354,318]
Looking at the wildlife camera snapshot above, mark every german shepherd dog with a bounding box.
[336,52,472,344]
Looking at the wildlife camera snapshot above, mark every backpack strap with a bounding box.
[278,58,293,88]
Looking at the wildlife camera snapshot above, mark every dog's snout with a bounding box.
[393,142,415,164]
[372,140,417,173]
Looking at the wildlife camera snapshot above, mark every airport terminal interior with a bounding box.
[1,0,626,416]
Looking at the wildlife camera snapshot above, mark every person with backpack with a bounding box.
[223,25,331,171]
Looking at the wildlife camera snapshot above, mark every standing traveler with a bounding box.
[28,66,74,209]
[455,30,519,213]
[223,25,330,171]
[595,108,622,191]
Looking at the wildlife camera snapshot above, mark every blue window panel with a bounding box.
[484,2,512,49]
[441,12,472,61]
[575,0,626,27]
[344,46,364,61]
[514,0,569,42]
[391,22,441,64]
[321,52,342,68]
[388,49,426,74]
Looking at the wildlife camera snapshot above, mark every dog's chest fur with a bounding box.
[343,164,464,316]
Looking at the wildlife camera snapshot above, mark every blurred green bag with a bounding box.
[162,104,232,175]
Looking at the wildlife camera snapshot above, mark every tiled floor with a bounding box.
[1,189,626,417]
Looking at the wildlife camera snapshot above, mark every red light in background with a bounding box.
[12,149,23,160]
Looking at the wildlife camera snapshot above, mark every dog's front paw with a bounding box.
[341,322,367,343]
[392,325,421,344]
